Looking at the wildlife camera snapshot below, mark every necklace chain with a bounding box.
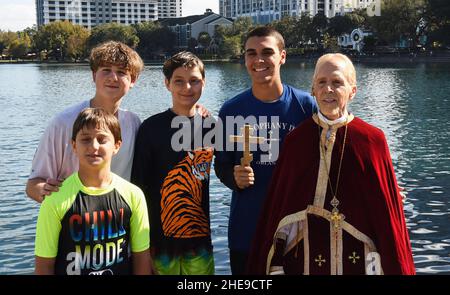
[318,120,348,213]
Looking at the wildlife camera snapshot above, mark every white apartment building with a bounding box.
[36,0,158,29]
[341,0,379,15]
[158,0,182,18]
[219,0,377,23]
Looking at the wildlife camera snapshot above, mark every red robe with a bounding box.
[247,115,415,275]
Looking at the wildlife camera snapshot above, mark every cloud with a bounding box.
[0,3,36,31]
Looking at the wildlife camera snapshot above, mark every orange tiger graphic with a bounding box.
[160,148,213,238]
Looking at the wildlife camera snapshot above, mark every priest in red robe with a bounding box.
[247,53,415,275]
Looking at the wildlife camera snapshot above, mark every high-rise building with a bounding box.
[36,0,158,28]
[157,0,182,18]
[340,0,378,14]
[219,0,376,24]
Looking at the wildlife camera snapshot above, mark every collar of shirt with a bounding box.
[318,110,349,126]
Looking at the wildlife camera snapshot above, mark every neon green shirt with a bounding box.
[35,172,150,275]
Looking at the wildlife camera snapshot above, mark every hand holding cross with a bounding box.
[229,124,265,167]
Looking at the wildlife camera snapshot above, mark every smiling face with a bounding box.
[312,56,357,120]
[165,65,205,116]
[93,64,135,103]
[244,36,286,86]
[72,126,121,170]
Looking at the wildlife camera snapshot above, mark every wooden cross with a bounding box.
[229,124,265,167]
[348,251,360,264]
[314,254,326,267]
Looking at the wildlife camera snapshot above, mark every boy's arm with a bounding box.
[132,249,157,275]
[129,188,156,275]
[27,118,65,202]
[35,196,62,274]
[129,185,152,273]
[214,110,242,191]
[35,256,56,275]
[214,151,240,191]
[26,178,62,203]
[195,104,211,117]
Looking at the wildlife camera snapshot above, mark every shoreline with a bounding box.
[1,54,450,65]
[286,55,450,64]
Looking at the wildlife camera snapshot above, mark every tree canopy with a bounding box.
[2,0,449,61]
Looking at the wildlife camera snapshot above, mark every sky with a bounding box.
[0,0,220,31]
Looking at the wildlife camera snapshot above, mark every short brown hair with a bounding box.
[163,51,205,81]
[72,108,122,143]
[245,26,285,51]
[89,41,144,81]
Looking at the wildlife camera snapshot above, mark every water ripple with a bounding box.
[1,63,449,274]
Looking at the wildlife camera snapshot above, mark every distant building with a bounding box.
[36,0,158,28]
[219,0,378,24]
[159,10,233,48]
[340,0,378,15]
[157,0,182,18]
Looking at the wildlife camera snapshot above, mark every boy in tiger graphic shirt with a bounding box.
[131,52,216,275]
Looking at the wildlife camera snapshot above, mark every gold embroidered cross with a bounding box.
[349,252,360,264]
[315,254,326,267]
[229,124,265,166]
[330,210,345,229]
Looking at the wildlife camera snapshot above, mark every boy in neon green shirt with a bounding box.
[35,108,154,275]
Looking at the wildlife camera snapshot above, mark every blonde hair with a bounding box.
[312,53,356,92]
[89,41,144,82]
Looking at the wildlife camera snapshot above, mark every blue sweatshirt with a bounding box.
[214,84,316,251]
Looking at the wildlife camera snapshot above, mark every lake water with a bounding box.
[0,62,449,274]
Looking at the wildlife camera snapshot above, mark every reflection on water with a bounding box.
[0,62,449,274]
